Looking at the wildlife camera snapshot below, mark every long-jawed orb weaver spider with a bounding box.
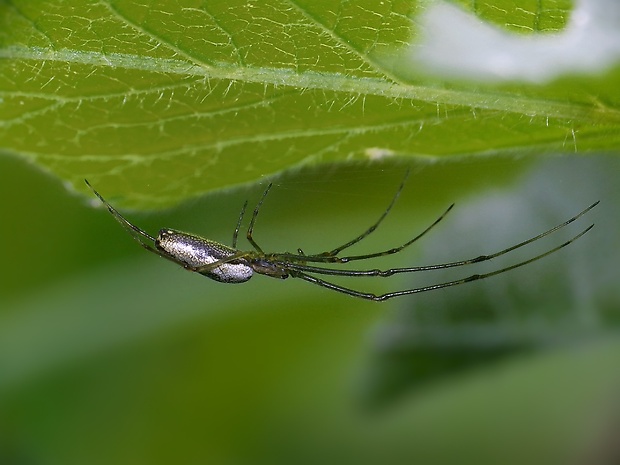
[85,178,598,302]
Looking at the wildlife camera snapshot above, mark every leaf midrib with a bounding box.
[2,45,619,124]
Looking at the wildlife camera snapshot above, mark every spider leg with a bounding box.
[269,202,453,264]
[84,180,193,267]
[246,183,273,254]
[274,200,597,266]
[271,203,453,264]
[289,270,386,301]
[331,202,454,263]
[190,251,253,273]
[85,179,157,246]
[232,200,248,248]
[280,224,594,278]
[288,224,594,301]
[319,170,410,257]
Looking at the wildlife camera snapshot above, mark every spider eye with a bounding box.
[157,229,176,241]
[156,229,174,249]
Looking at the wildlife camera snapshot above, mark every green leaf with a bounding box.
[452,0,572,31]
[1,0,619,207]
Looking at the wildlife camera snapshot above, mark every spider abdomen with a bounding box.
[155,229,253,283]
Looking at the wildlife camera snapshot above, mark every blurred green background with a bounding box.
[1,154,619,465]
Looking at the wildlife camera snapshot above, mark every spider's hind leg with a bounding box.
[316,171,410,258]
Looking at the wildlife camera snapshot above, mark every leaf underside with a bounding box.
[1,0,620,207]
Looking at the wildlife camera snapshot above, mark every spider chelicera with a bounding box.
[85,178,597,302]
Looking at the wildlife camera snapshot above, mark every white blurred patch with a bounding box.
[412,0,620,83]
[365,147,395,160]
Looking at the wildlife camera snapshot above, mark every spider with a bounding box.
[85,178,597,302]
